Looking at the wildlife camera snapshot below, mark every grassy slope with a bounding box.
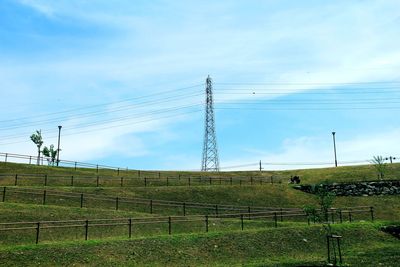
[5,184,398,220]
[0,162,399,266]
[0,223,398,266]
[2,161,400,182]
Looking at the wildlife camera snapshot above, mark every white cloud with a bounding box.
[2,0,400,169]
[221,128,400,171]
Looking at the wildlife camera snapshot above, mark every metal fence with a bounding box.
[0,206,374,246]
[0,173,282,188]
[0,187,297,216]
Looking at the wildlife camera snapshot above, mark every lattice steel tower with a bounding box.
[201,76,220,171]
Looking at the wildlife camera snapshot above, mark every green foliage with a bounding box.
[371,155,387,180]
[30,130,43,148]
[42,145,57,166]
[313,185,336,222]
[303,204,321,223]
[30,130,43,165]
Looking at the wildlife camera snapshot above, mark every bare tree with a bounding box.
[371,155,387,180]
[30,130,43,165]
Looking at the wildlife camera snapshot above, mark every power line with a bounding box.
[0,103,204,142]
[0,91,204,130]
[215,81,400,85]
[0,83,204,124]
[0,108,203,146]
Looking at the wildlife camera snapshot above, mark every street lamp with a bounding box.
[332,132,337,167]
[57,125,62,167]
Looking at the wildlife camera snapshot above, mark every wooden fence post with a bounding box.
[128,218,132,238]
[116,197,119,210]
[36,222,40,244]
[183,202,186,216]
[2,187,5,202]
[120,177,124,187]
[14,174,18,186]
[166,177,169,186]
[248,206,251,220]
[150,200,153,214]
[43,190,47,205]
[144,177,147,187]
[230,177,232,185]
[85,220,89,240]
[280,208,283,222]
[370,207,374,222]
[240,214,244,230]
[71,176,74,186]
[215,205,219,217]
[274,212,278,228]
[339,209,343,223]
[349,210,352,223]
[96,176,99,187]
[188,177,191,186]
[44,174,48,186]
[80,193,84,208]
[205,215,209,232]
[168,217,172,235]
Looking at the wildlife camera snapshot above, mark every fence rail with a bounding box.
[0,187,299,216]
[0,207,374,246]
[0,173,282,188]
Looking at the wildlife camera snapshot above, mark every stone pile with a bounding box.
[294,180,400,196]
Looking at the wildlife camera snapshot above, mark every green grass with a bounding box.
[0,162,399,265]
[3,161,400,184]
[0,223,398,266]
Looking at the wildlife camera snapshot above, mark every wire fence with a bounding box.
[0,207,374,246]
[0,173,282,188]
[0,187,296,216]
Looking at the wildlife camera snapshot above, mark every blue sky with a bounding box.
[1,0,400,171]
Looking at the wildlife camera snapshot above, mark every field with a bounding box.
[0,161,399,266]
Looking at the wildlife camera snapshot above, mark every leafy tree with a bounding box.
[303,204,320,223]
[42,144,57,166]
[30,130,43,165]
[371,155,387,180]
[316,185,336,222]
[304,184,336,223]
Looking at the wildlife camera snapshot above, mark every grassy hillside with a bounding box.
[0,162,399,266]
[0,223,398,266]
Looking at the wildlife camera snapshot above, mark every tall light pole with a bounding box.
[57,125,62,167]
[332,132,337,167]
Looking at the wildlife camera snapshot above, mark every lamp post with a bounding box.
[56,126,62,167]
[332,132,337,167]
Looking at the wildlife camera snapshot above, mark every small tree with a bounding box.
[316,185,336,222]
[371,155,387,180]
[42,144,57,166]
[303,185,335,223]
[30,130,43,165]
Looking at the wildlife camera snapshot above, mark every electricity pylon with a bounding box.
[201,76,220,171]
